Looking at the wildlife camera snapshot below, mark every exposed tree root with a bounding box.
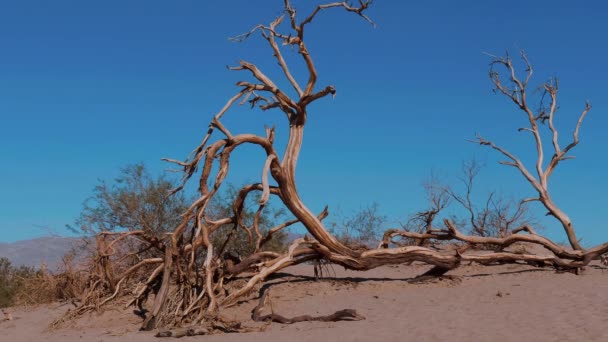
[252,289,365,324]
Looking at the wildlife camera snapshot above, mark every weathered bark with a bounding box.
[252,289,364,324]
[141,246,173,331]
[480,51,591,250]
[59,2,606,333]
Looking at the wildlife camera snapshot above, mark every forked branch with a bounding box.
[477,51,592,250]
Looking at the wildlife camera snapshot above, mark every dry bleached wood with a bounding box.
[252,289,365,324]
[479,51,592,250]
[60,0,607,333]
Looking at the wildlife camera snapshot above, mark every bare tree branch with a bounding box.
[480,50,592,250]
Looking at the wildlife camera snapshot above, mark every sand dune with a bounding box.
[2,262,608,342]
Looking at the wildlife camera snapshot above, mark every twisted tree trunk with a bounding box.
[59,1,606,333]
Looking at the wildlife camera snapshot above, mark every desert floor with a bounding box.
[2,262,608,342]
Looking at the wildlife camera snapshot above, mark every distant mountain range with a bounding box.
[0,236,81,269]
[0,231,306,271]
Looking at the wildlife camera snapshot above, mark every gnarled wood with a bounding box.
[480,51,591,250]
[252,289,364,324]
[60,2,606,334]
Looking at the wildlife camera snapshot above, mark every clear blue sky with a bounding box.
[1,0,607,246]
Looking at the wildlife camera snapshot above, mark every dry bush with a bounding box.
[12,254,87,307]
[0,254,87,308]
[330,203,386,249]
[0,257,29,308]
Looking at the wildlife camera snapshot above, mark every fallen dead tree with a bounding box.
[57,0,607,333]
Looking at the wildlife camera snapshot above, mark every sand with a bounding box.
[2,262,608,342]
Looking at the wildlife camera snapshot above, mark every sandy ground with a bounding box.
[2,262,608,342]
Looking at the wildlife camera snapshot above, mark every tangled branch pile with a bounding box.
[58,0,607,333]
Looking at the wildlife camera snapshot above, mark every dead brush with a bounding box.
[50,234,167,329]
[13,254,87,307]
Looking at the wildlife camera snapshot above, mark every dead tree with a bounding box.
[386,161,535,250]
[381,53,605,261]
[380,174,450,248]
[61,1,608,332]
[445,160,535,239]
[476,51,591,250]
